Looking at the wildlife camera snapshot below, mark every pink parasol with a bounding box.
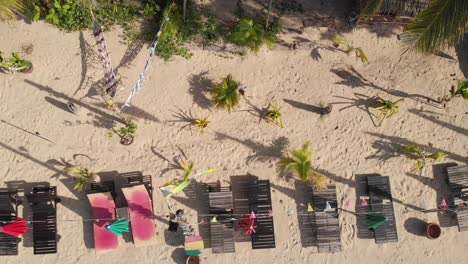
[0,218,28,237]
[238,213,257,235]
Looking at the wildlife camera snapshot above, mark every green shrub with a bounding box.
[229,18,276,53]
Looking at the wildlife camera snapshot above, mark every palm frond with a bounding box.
[400,0,468,54]
[0,0,24,21]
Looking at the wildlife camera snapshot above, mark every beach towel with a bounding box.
[122,184,157,246]
[87,192,119,252]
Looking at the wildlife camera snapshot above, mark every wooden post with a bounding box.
[265,0,273,30]
[183,0,187,22]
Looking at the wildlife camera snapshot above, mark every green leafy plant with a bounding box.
[109,120,137,138]
[403,145,447,174]
[266,100,284,127]
[64,166,96,191]
[0,52,33,72]
[162,160,195,187]
[399,0,468,54]
[332,35,369,63]
[450,80,468,99]
[0,0,24,21]
[44,0,92,31]
[212,74,241,112]
[229,18,276,53]
[193,116,209,134]
[277,142,326,191]
[373,96,404,126]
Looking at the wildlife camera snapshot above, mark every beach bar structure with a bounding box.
[357,0,429,24]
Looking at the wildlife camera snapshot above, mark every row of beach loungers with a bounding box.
[1,164,467,255]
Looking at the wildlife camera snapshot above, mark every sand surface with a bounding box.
[0,15,467,264]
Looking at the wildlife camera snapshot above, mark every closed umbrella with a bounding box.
[105,218,129,236]
[366,212,388,230]
[0,218,28,237]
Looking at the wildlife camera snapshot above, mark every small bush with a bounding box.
[229,18,276,53]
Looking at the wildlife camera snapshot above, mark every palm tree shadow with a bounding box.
[283,99,323,114]
[236,99,268,123]
[167,107,198,135]
[365,132,467,164]
[188,71,213,109]
[332,93,379,126]
[150,145,186,176]
[408,109,468,137]
[214,131,289,165]
[331,67,441,107]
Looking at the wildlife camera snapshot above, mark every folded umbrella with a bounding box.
[105,217,129,236]
[0,218,28,237]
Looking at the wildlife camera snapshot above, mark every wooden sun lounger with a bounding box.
[248,180,275,249]
[208,185,235,254]
[0,189,19,256]
[28,186,59,255]
[447,165,468,232]
[121,174,156,247]
[355,175,373,239]
[312,185,341,253]
[367,176,398,243]
[297,182,317,248]
[87,181,118,252]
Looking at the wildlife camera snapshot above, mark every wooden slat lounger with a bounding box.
[28,186,59,255]
[312,185,342,253]
[249,180,275,249]
[0,189,19,256]
[447,165,468,232]
[367,176,398,243]
[208,187,235,254]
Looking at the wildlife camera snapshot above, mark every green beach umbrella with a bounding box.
[105,217,130,236]
[365,212,388,230]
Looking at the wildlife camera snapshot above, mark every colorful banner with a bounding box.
[93,21,118,97]
[121,15,171,108]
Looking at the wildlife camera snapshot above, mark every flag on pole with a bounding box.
[307,203,314,212]
[122,11,173,108]
[93,21,118,97]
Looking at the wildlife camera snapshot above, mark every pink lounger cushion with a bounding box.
[87,192,119,252]
[122,184,156,246]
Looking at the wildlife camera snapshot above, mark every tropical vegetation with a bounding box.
[0,51,33,72]
[265,100,284,128]
[64,166,96,191]
[403,145,447,174]
[277,142,326,191]
[399,0,468,54]
[332,35,369,63]
[212,74,241,113]
[0,0,23,21]
[229,18,276,53]
[373,96,404,126]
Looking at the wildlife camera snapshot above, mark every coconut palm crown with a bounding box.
[277,142,326,191]
[399,0,468,54]
[212,74,241,112]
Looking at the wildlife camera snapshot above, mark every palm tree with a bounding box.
[212,74,241,112]
[230,18,275,53]
[399,0,468,54]
[277,142,326,191]
[0,0,23,21]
